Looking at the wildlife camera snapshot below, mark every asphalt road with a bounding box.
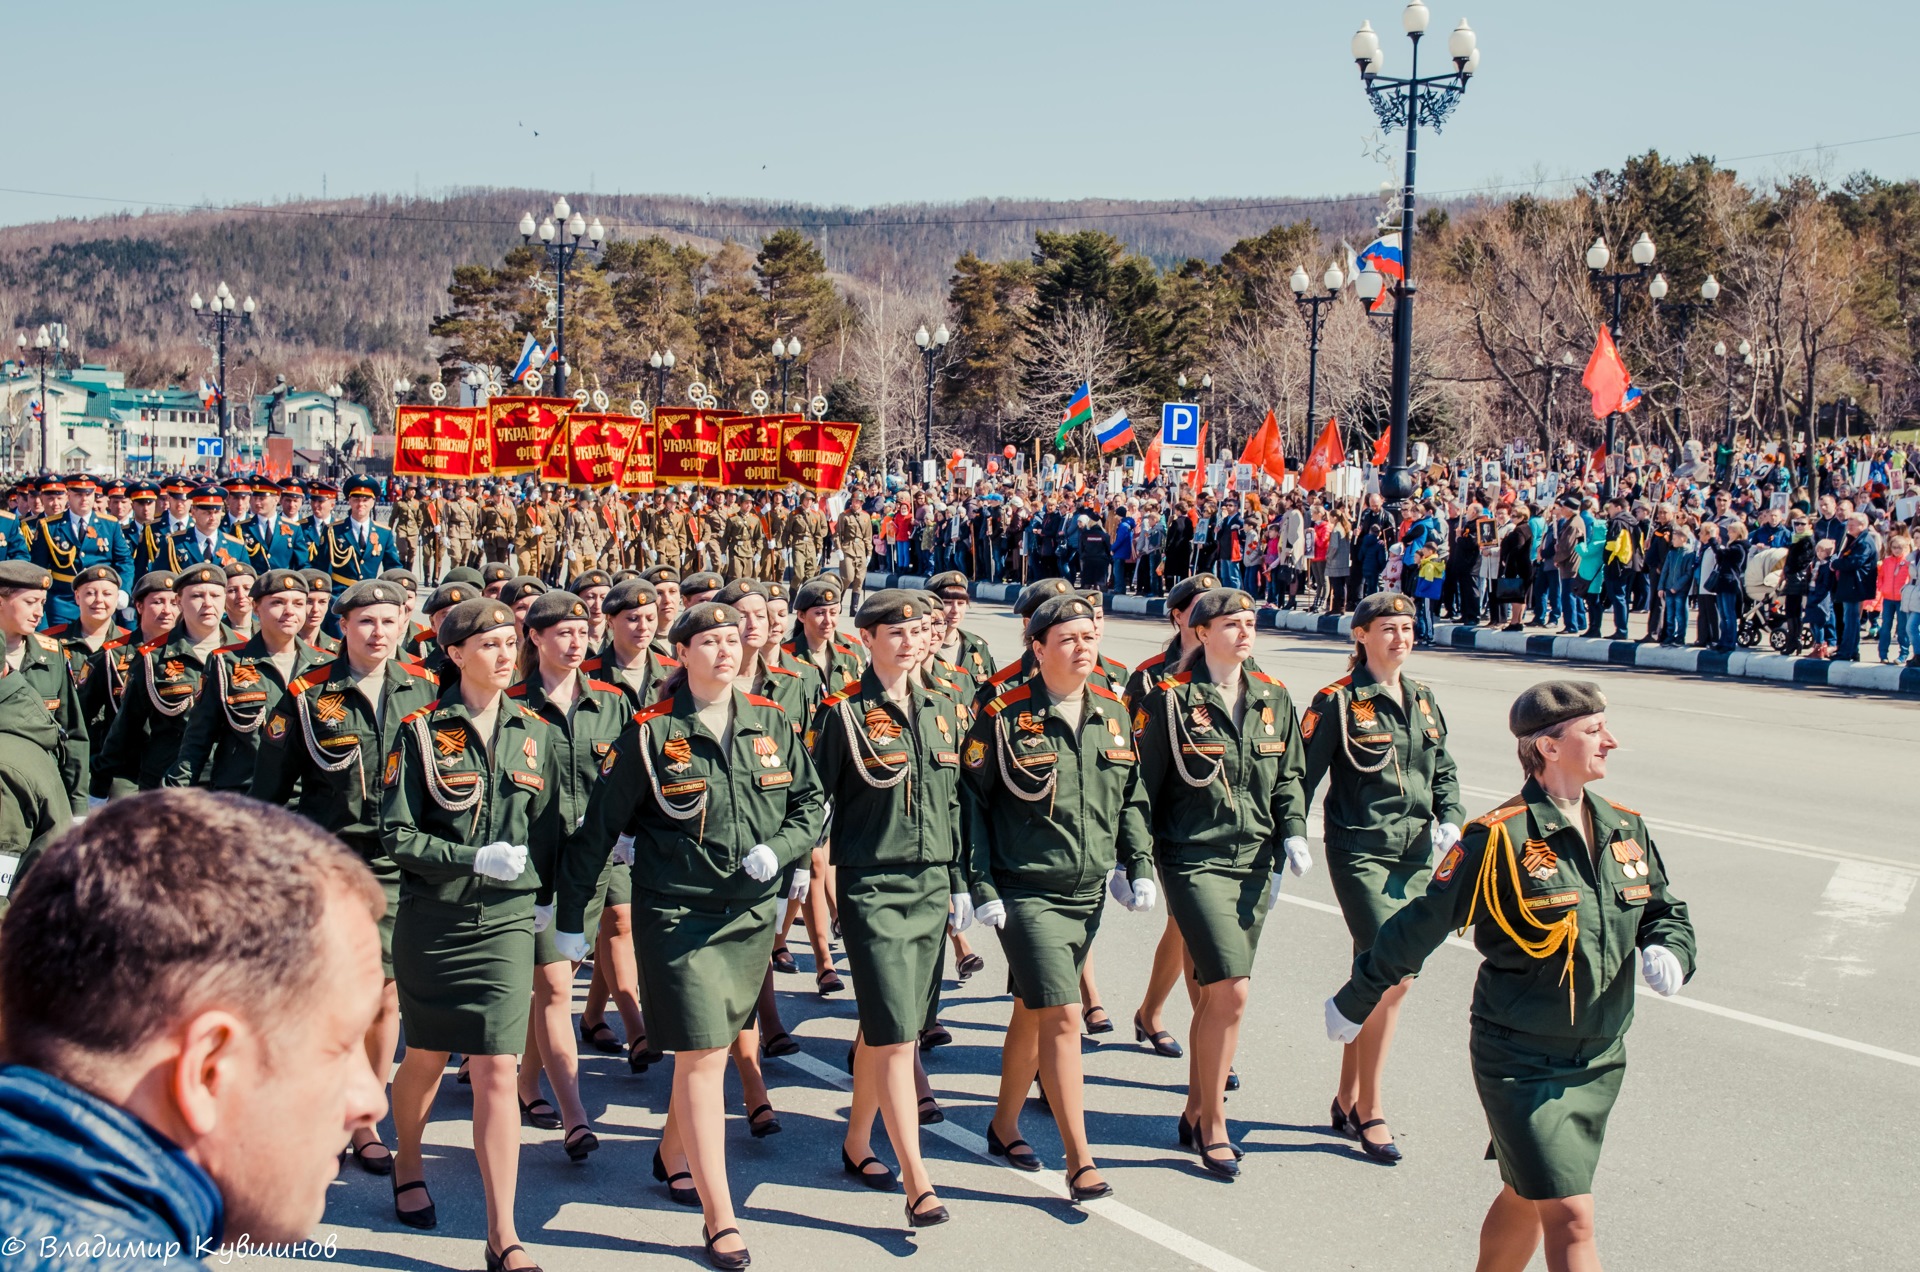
[291,605,1920,1271]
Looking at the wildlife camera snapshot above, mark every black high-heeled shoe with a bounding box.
[485,1242,541,1272]
[1082,1005,1115,1035]
[1356,1117,1403,1163]
[1197,1143,1240,1180]
[628,1038,662,1074]
[702,1226,751,1271]
[985,1124,1042,1172]
[1224,1067,1241,1092]
[1330,1098,1358,1140]
[906,1190,950,1228]
[917,1096,945,1126]
[579,1019,621,1054]
[391,1177,436,1230]
[563,1125,598,1162]
[1067,1164,1113,1201]
[841,1146,899,1190]
[653,1149,700,1205]
[955,952,985,979]
[1133,1012,1182,1058]
[1176,1114,1243,1159]
[518,1096,562,1130]
[747,1104,782,1138]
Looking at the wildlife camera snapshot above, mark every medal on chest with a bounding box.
[752,735,781,768]
[1521,838,1558,882]
[1190,704,1213,731]
[522,736,538,766]
[1611,837,1648,878]
[1350,698,1378,729]
[1261,704,1275,735]
[662,733,694,772]
[935,714,951,741]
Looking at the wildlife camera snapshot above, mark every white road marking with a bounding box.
[1271,893,1920,1069]
[775,1049,1270,1272]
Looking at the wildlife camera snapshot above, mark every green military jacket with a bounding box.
[1121,637,1184,712]
[5,630,90,814]
[773,647,826,715]
[557,684,826,931]
[1300,663,1466,855]
[1137,661,1307,867]
[782,632,864,696]
[943,628,997,691]
[97,623,236,791]
[251,654,441,845]
[381,694,564,909]
[808,666,965,887]
[165,634,330,790]
[0,673,75,921]
[1335,779,1697,1042]
[583,646,676,710]
[77,632,141,796]
[46,621,131,680]
[746,655,812,728]
[958,677,1152,904]
[507,669,631,830]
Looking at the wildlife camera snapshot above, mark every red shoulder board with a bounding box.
[1138,650,1167,672]
[399,705,434,725]
[1160,670,1193,687]
[1315,677,1352,699]
[586,679,623,695]
[1249,669,1285,687]
[766,663,800,678]
[215,642,248,656]
[41,623,70,638]
[986,662,1023,687]
[104,633,134,651]
[745,693,781,709]
[580,656,603,673]
[1608,800,1641,817]
[505,683,528,698]
[287,670,328,696]
[137,638,166,655]
[516,704,539,719]
[985,683,1033,717]
[820,689,853,710]
[632,700,676,727]
[658,655,681,667]
[1090,683,1123,704]
[398,662,438,683]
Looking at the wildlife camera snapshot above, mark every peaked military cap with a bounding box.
[343,476,381,499]
[188,485,225,509]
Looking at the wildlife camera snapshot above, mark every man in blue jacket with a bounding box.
[0,791,387,1269]
[1831,512,1879,662]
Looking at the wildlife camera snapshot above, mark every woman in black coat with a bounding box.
[1496,514,1534,631]
[1164,503,1195,582]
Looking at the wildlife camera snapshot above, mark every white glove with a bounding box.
[87,795,108,811]
[1282,835,1313,877]
[1325,996,1364,1044]
[1432,822,1462,861]
[1267,872,1285,911]
[553,930,589,963]
[1107,868,1135,908]
[949,892,975,933]
[1640,945,1684,997]
[787,867,811,900]
[472,841,528,881]
[1128,879,1158,913]
[611,833,635,866]
[975,898,1007,929]
[566,549,578,562]
[533,904,553,933]
[741,843,779,882]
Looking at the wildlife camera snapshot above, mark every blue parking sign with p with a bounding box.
[1161,402,1199,446]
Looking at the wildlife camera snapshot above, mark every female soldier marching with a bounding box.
[554,601,823,1270]
[809,589,967,1227]
[1300,591,1466,1163]
[1328,681,1694,1272]
[1135,589,1310,1179]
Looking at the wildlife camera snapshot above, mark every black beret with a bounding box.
[441,566,485,587]
[1165,573,1223,613]
[1187,588,1258,626]
[335,579,408,613]
[640,566,681,585]
[681,570,726,596]
[480,562,514,586]
[855,589,928,629]
[1014,577,1075,617]
[439,597,516,647]
[252,569,306,600]
[379,568,420,589]
[132,570,179,601]
[667,601,743,646]
[176,563,227,590]
[573,569,612,591]
[300,568,334,594]
[1353,591,1416,626]
[499,575,549,607]
[712,580,769,608]
[1024,593,1099,642]
[525,589,591,630]
[603,577,657,616]
[926,570,970,599]
[792,576,842,611]
[0,561,52,590]
[1509,680,1608,737]
[425,582,475,614]
[73,564,121,589]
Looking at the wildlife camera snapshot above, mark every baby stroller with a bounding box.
[1738,545,1806,653]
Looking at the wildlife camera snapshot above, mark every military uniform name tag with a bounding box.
[1620,883,1651,903]
[758,770,793,788]
[1180,742,1227,756]
[1102,748,1136,762]
[508,769,544,790]
[1254,740,1288,755]
[1011,752,1057,770]
[933,750,959,766]
[1523,890,1580,911]
[661,777,706,796]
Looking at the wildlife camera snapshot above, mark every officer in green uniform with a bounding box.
[0,671,73,921]
[959,592,1153,1203]
[1329,681,1695,1272]
[554,601,824,1271]
[714,581,813,723]
[1135,588,1309,1179]
[969,577,1078,711]
[510,589,628,1153]
[1121,573,1220,712]
[413,574,485,691]
[809,588,964,1226]
[42,563,130,673]
[380,597,564,1263]
[926,570,996,689]
[96,563,236,792]
[583,577,676,708]
[299,569,343,655]
[78,570,175,801]
[784,576,865,694]
[164,569,327,790]
[0,561,90,814]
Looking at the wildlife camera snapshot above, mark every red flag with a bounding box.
[1239,410,1288,484]
[1371,431,1391,466]
[1186,422,1208,496]
[1299,418,1346,491]
[1143,434,1162,483]
[1585,444,1607,483]
[1582,327,1631,420]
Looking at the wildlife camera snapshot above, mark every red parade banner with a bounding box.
[394,406,483,478]
[598,414,646,489]
[654,407,728,487]
[486,396,571,476]
[718,415,791,490]
[564,413,623,487]
[777,419,862,493]
[615,415,657,492]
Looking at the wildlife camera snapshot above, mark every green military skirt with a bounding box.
[534,858,613,967]
[836,865,948,1045]
[631,885,778,1052]
[1327,837,1435,952]
[392,893,535,1056]
[343,835,402,978]
[602,850,632,908]
[1471,1022,1627,1200]
[995,885,1105,1010]
[1161,854,1272,984]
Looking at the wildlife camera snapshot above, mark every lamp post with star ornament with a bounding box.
[189,281,256,476]
[14,322,69,473]
[519,198,604,401]
[1650,270,1719,443]
[1585,231,1659,496]
[770,336,803,413]
[1348,2,1479,517]
[1290,263,1345,457]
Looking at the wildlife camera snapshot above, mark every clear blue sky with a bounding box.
[8,0,1914,227]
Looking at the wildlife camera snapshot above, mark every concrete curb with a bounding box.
[863,571,1920,696]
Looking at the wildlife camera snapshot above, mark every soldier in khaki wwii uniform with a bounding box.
[380,597,565,1264]
[554,601,825,1270]
[97,563,236,793]
[479,487,519,566]
[1328,681,1695,1272]
[654,493,690,575]
[252,577,440,1177]
[444,482,480,570]
[960,593,1154,1203]
[834,498,873,609]
[512,489,546,580]
[810,589,966,1227]
[782,492,830,585]
[0,561,90,815]
[1135,588,1310,1179]
[561,491,603,580]
[1301,590,1466,1164]
[721,498,758,583]
[164,568,327,791]
[390,482,427,572]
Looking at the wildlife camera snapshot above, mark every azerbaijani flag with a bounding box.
[1054,381,1093,449]
[1093,410,1132,453]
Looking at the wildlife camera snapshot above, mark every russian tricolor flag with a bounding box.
[510,334,548,383]
[1356,234,1404,312]
[1094,410,1132,454]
